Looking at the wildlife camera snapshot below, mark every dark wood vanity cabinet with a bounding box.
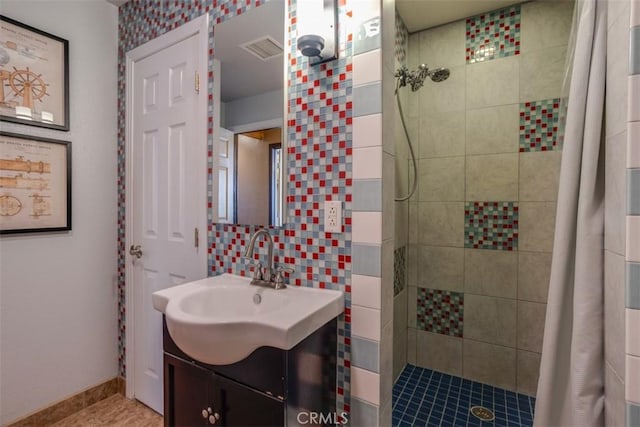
[162,317,337,427]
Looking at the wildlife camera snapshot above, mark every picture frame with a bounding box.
[0,15,70,131]
[0,131,71,234]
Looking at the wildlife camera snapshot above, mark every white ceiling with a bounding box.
[396,0,524,33]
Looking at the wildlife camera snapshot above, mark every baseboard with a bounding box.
[7,377,124,426]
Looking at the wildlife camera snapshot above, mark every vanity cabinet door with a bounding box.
[164,354,219,427]
[215,373,284,426]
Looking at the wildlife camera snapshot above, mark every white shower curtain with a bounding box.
[534,0,606,426]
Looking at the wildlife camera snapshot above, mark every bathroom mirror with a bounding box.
[212,1,286,227]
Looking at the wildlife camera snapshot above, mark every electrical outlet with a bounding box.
[324,200,342,233]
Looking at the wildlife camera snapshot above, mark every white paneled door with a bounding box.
[128,22,207,414]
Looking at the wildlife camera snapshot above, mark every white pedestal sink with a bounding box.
[152,273,344,365]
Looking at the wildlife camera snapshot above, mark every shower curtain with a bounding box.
[533,0,606,426]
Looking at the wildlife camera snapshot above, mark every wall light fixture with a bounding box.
[296,0,338,65]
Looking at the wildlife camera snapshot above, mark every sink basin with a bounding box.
[152,274,344,365]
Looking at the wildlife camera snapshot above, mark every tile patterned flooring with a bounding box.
[52,394,162,427]
[393,365,536,427]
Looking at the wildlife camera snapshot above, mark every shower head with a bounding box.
[395,64,450,92]
[428,67,450,82]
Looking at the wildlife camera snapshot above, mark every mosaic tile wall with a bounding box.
[416,288,464,338]
[117,0,353,414]
[519,98,562,152]
[466,4,521,63]
[464,202,519,251]
[394,246,406,296]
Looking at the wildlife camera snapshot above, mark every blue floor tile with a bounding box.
[392,365,535,427]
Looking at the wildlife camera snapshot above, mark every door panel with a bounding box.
[132,32,205,414]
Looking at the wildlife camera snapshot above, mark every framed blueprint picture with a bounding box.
[0,15,69,130]
[0,132,71,234]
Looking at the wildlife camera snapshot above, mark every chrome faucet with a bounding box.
[243,229,293,289]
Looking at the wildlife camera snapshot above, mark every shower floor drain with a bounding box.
[470,406,495,421]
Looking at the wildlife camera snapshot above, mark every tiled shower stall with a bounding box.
[393,0,574,397]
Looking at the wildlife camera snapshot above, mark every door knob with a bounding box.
[129,244,143,259]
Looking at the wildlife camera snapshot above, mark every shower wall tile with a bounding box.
[419,202,465,247]
[353,147,382,179]
[407,328,417,365]
[465,5,521,64]
[607,10,631,137]
[519,99,562,152]
[630,26,640,75]
[628,263,640,309]
[408,286,417,329]
[520,1,574,54]
[626,354,640,403]
[419,19,466,67]
[633,0,640,27]
[352,336,380,372]
[516,301,547,353]
[352,305,381,341]
[350,398,379,427]
[353,49,382,86]
[353,114,382,148]
[464,294,517,347]
[519,46,567,102]
[418,157,465,201]
[465,153,519,201]
[629,122,640,168]
[353,82,382,117]
[419,111,466,158]
[351,366,380,405]
[519,151,562,201]
[352,274,381,309]
[628,403,640,427]
[516,350,541,396]
[466,104,519,155]
[518,202,556,252]
[627,168,640,214]
[627,309,640,356]
[353,179,382,211]
[418,65,466,114]
[415,330,463,376]
[466,56,519,109]
[462,339,516,391]
[629,75,640,122]
[418,246,464,292]
[353,244,382,276]
[353,212,382,244]
[416,287,464,337]
[607,251,627,375]
[605,365,627,427]
[464,249,517,299]
[518,251,552,303]
[627,216,640,261]
[464,201,519,251]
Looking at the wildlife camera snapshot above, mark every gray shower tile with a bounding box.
[464,294,516,347]
[627,169,640,214]
[630,26,640,75]
[628,402,640,427]
[627,262,640,309]
[517,301,547,353]
[351,397,379,426]
[353,82,382,117]
[351,336,380,372]
[415,330,463,376]
[463,339,516,391]
[353,244,381,277]
[516,350,541,396]
[353,179,382,211]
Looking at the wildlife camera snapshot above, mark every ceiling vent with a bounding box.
[240,36,284,61]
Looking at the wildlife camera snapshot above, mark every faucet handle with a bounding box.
[252,262,263,280]
[273,267,294,289]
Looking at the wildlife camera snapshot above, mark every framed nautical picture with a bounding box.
[0,15,69,131]
[0,132,71,234]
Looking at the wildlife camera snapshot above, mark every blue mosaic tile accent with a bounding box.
[395,12,408,66]
[394,246,406,297]
[393,365,536,427]
[519,99,562,152]
[465,202,519,251]
[466,5,521,64]
[117,0,354,414]
[416,288,464,337]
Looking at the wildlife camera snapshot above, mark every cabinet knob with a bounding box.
[208,413,220,424]
[202,409,208,419]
